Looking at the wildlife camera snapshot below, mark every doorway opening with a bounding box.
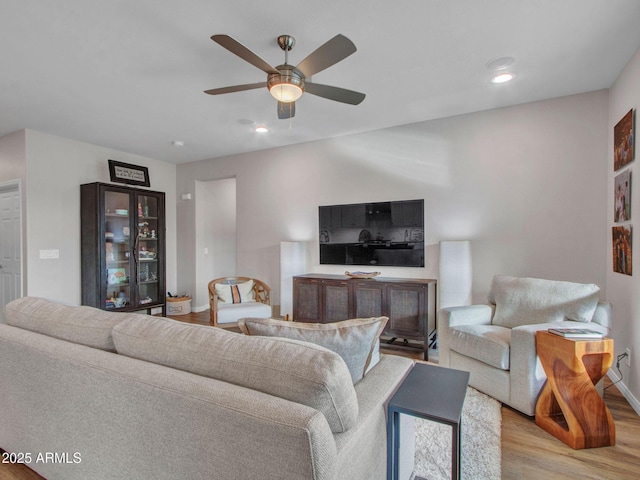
[195,177,236,309]
[0,180,23,322]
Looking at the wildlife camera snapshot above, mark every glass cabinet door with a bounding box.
[104,191,132,309]
[136,194,160,308]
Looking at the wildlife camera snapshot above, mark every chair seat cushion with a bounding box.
[449,324,511,370]
[217,302,272,324]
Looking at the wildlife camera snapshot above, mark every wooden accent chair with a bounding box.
[208,277,272,328]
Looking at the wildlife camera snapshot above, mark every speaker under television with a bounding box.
[319,199,424,267]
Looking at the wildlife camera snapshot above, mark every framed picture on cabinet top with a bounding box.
[614,109,634,171]
[108,159,150,187]
[614,169,631,222]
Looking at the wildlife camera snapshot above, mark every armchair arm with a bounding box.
[509,325,549,416]
[441,304,494,328]
[509,320,610,416]
[592,302,612,330]
[438,305,493,367]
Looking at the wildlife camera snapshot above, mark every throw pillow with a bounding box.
[112,316,358,433]
[4,296,138,352]
[490,275,600,328]
[238,317,388,383]
[214,279,255,304]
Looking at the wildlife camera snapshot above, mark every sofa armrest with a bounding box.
[334,354,414,479]
[438,305,493,367]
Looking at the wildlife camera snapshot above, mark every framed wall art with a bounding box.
[612,225,632,276]
[614,109,635,171]
[614,169,631,222]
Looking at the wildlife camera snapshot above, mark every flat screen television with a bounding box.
[319,199,424,267]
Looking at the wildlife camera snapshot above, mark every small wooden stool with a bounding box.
[535,331,615,449]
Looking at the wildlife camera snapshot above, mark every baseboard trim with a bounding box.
[607,370,640,416]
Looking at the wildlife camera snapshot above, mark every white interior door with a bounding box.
[0,183,22,321]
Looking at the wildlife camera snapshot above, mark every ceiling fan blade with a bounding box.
[278,101,296,119]
[211,34,279,75]
[204,82,266,95]
[295,34,357,78]
[305,82,365,105]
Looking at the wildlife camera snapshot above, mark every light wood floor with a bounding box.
[2,311,639,479]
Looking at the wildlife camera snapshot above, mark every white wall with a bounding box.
[177,89,609,312]
[607,46,640,410]
[22,129,177,305]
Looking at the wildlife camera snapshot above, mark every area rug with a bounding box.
[412,387,502,480]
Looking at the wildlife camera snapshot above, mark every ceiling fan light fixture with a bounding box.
[268,73,304,103]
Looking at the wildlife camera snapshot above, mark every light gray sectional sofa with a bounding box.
[0,297,414,480]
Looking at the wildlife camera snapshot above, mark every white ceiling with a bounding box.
[2,0,640,164]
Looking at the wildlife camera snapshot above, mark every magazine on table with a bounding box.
[547,328,603,339]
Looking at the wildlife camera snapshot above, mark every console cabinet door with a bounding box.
[293,278,322,323]
[385,283,427,340]
[322,279,351,323]
[352,281,386,318]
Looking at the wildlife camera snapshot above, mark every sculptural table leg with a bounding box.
[535,331,615,449]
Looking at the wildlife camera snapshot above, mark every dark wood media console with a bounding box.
[293,274,437,360]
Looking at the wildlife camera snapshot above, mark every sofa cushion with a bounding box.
[238,317,387,383]
[489,275,600,328]
[449,324,511,370]
[217,302,272,324]
[4,296,136,352]
[215,279,255,304]
[112,316,358,433]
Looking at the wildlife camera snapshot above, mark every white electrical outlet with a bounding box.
[626,348,631,368]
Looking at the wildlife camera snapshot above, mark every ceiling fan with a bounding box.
[204,34,366,119]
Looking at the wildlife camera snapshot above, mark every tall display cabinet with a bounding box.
[81,182,166,315]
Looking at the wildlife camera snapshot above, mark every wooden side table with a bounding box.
[535,331,615,449]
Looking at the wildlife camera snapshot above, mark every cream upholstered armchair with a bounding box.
[208,277,272,328]
[438,275,612,416]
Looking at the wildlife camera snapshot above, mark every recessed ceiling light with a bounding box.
[172,140,185,147]
[490,72,515,84]
[254,125,269,133]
